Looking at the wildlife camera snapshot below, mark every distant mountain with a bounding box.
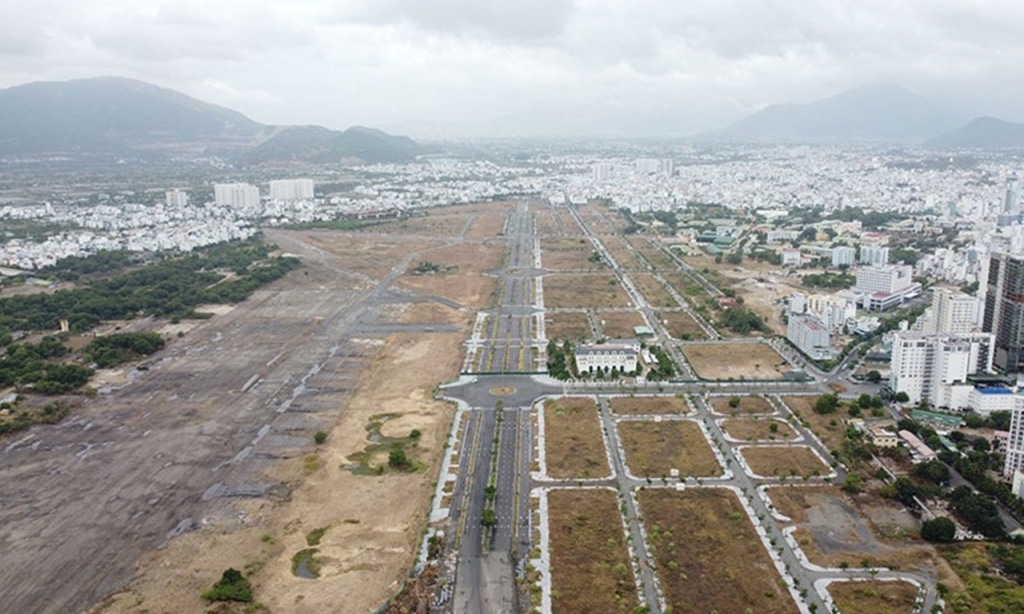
[710,84,965,143]
[0,77,265,157]
[926,116,1024,150]
[0,77,421,164]
[237,125,424,165]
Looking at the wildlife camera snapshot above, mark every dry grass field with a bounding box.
[828,580,919,614]
[781,395,848,455]
[638,488,798,614]
[710,395,776,415]
[608,396,690,415]
[541,237,603,271]
[296,233,440,280]
[547,489,639,614]
[618,420,721,478]
[740,445,829,478]
[681,342,789,380]
[554,208,584,236]
[631,273,677,308]
[544,397,609,479]
[658,310,708,341]
[597,310,646,338]
[544,274,632,309]
[544,311,593,341]
[721,418,797,442]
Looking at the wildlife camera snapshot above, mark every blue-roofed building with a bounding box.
[968,386,1017,416]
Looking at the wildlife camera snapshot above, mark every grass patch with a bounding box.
[659,310,708,340]
[781,395,847,454]
[618,420,721,478]
[828,581,919,614]
[548,489,639,614]
[544,397,608,479]
[721,418,797,442]
[631,273,677,308]
[544,274,632,309]
[740,446,828,478]
[306,527,328,547]
[343,413,425,475]
[545,312,592,341]
[609,395,690,415]
[681,342,789,380]
[291,548,325,579]
[596,310,646,338]
[638,488,798,614]
[710,394,775,415]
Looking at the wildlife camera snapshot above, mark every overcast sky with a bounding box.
[2,0,1023,136]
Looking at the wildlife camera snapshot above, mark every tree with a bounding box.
[913,460,950,485]
[202,568,253,603]
[388,444,411,470]
[842,472,863,493]
[728,396,741,409]
[813,394,839,415]
[866,370,882,383]
[314,430,327,445]
[920,517,956,543]
[964,413,985,429]
[858,393,873,409]
[895,391,910,403]
[481,508,496,529]
[989,411,1012,431]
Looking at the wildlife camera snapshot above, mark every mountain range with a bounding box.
[2,77,1024,155]
[0,77,424,164]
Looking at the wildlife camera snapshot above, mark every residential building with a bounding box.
[1003,395,1024,479]
[860,245,890,266]
[213,183,261,209]
[983,252,1024,374]
[269,179,315,201]
[575,339,639,375]
[780,248,802,266]
[831,245,856,267]
[165,189,189,208]
[922,287,980,334]
[889,331,995,407]
[787,313,832,360]
[855,264,921,310]
[869,426,900,448]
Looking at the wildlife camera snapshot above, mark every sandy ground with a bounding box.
[98,326,467,614]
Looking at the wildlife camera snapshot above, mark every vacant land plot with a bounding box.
[768,486,937,573]
[597,310,646,338]
[609,396,690,415]
[710,395,776,415]
[544,274,632,310]
[681,342,788,380]
[722,418,797,442]
[658,309,708,340]
[554,208,584,236]
[631,273,677,308]
[741,446,829,478]
[624,237,675,272]
[548,489,639,614]
[542,237,603,271]
[781,395,847,454]
[618,420,721,478]
[638,488,798,614]
[828,580,919,614]
[603,240,645,271]
[544,397,609,479]
[291,232,440,281]
[464,208,512,242]
[545,311,593,341]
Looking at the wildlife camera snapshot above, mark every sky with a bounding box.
[2,0,1023,136]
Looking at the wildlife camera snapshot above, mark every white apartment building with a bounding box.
[855,264,921,310]
[780,248,802,266]
[805,294,857,331]
[860,245,890,266]
[920,287,980,334]
[213,183,261,209]
[889,331,995,407]
[269,179,315,201]
[1003,395,1024,480]
[575,340,639,375]
[165,189,189,208]
[831,246,856,267]
[787,313,832,360]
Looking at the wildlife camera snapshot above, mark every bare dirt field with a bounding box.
[553,209,584,236]
[828,580,919,614]
[544,312,592,341]
[721,418,797,442]
[544,274,632,310]
[618,420,721,478]
[658,309,708,341]
[541,237,603,271]
[710,394,776,415]
[608,395,690,415]
[781,395,848,454]
[596,310,646,338]
[543,397,609,480]
[547,489,639,614]
[766,486,948,579]
[682,342,789,380]
[638,488,798,614]
[288,232,440,281]
[740,445,829,478]
[631,273,677,308]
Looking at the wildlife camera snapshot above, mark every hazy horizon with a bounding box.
[2,1,1024,136]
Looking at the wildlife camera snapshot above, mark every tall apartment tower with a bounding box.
[165,189,189,208]
[926,287,980,334]
[983,252,1024,374]
[213,183,261,209]
[269,179,315,201]
[1004,177,1022,215]
[1003,396,1024,480]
